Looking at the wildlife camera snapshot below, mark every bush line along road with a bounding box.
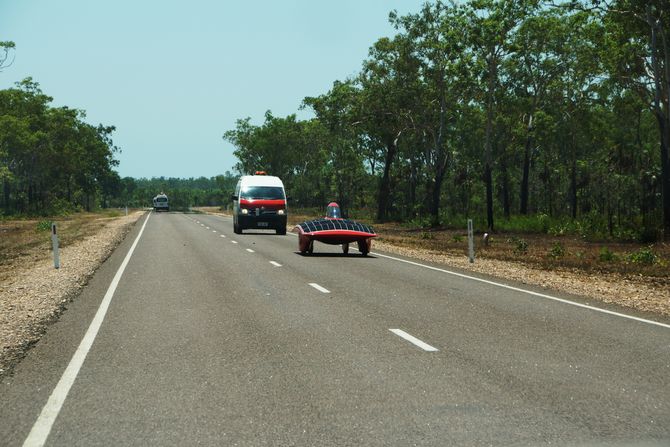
[1,211,669,446]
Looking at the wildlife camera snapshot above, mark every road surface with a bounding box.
[1,211,669,446]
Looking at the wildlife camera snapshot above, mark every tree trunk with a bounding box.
[430,168,446,227]
[520,135,531,214]
[3,180,10,214]
[570,158,578,219]
[649,11,670,237]
[520,114,533,215]
[377,138,398,222]
[429,94,449,227]
[657,111,670,237]
[484,164,494,230]
[501,155,510,219]
[484,56,496,231]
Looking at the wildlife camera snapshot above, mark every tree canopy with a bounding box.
[223,0,670,241]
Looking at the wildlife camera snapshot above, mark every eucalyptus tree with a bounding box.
[0,41,15,72]
[223,111,303,183]
[468,0,538,230]
[507,8,568,215]
[575,0,670,236]
[389,1,472,226]
[360,33,422,221]
[303,81,367,215]
[0,78,120,214]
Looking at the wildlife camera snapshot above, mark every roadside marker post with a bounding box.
[51,223,60,269]
[467,219,474,263]
[125,205,128,216]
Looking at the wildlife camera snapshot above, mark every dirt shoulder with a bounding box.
[0,211,144,377]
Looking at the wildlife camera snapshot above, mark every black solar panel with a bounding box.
[298,219,375,234]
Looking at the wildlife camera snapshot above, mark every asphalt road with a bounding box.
[1,211,669,446]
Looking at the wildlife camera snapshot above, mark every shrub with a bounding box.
[508,237,528,254]
[599,246,618,262]
[628,247,657,265]
[452,234,463,243]
[548,242,565,258]
[36,220,53,232]
[420,231,435,240]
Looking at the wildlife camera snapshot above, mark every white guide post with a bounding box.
[51,223,60,269]
[467,219,474,263]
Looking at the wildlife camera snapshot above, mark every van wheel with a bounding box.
[234,223,241,234]
[276,227,286,235]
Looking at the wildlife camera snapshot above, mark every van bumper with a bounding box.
[238,214,287,230]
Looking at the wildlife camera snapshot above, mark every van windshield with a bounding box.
[156,197,168,202]
[240,186,284,200]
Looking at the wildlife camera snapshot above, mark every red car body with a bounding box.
[293,203,376,255]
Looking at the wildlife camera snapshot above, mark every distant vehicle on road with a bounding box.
[153,193,169,212]
[293,202,376,255]
[231,172,287,235]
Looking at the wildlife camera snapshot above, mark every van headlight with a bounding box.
[241,208,249,215]
[278,209,285,215]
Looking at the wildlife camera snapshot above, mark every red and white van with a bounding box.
[231,172,287,235]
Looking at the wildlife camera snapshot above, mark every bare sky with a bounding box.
[1,0,425,178]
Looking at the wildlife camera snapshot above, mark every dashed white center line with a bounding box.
[389,329,439,352]
[270,261,282,267]
[231,241,238,244]
[220,235,226,238]
[206,226,210,229]
[212,230,217,233]
[309,283,330,294]
[246,248,254,253]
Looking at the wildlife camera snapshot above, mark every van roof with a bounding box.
[239,175,284,187]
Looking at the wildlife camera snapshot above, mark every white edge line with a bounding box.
[270,261,282,267]
[390,329,439,352]
[23,212,152,447]
[309,283,330,294]
[371,251,670,329]
[233,219,669,329]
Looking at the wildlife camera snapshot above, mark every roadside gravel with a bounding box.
[0,211,144,377]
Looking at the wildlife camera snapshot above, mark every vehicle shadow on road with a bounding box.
[295,252,376,258]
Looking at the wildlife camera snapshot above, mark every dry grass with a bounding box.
[0,209,127,283]
[0,209,143,376]
[373,225,670,279]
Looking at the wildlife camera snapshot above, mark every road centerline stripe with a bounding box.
[23,212,152,447]
[309,283,330,294]
[231,241,238,244]
[270,261,282,267]
[390,329,439,352]
[246,248,254,253]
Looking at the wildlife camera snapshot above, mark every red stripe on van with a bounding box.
[239,199,286,208]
